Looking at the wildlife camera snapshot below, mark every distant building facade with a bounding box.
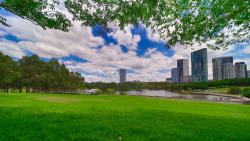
[248,70,250,78]
[119,69,126,83]
[183,75,192,83]
[166,78,172,83]
[171,68,179,83]
[177,59,189,83]
[223,63,235,79]
[212,56,234,80]
[191,48,208,82]
[234,62,248,79]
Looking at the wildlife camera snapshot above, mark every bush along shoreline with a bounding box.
[86,79,250,93]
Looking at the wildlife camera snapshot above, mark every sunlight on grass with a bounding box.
[0,93,250,141]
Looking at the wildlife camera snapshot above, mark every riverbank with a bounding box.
[183,89,250,103]
[192,91,250,104]
[207,86,250,94]
[115,89,249,104]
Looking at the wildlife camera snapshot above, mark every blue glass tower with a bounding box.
[191,48,208,82]
[119,69,126,83]
[177,59,189,83]
[171,68,179,83]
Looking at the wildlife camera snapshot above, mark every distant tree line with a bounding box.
[0,52,85,93]
[86,82,168,91]
[181,79,250,90]
[86,78,250,92]
[86,82,178,91]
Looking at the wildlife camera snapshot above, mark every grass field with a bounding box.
[0,93,250,141]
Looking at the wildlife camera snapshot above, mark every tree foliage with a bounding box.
[242,88,250,98]
[0,0,71,31]
[64,0,250,49]
[0,52,20,92]
[0,52,85,93]
[87,78,250,92]
[0,0,249,49]
[227,87,241,94]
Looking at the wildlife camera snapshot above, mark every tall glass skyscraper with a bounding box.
[177,59,189,83]
[171,68,179,83]
[212,56,234,80]
[234,62,247,79]
[119,69,126,83]
[191,48,208,82]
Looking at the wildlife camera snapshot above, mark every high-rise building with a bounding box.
[223,63,234,79]
[171,68,179,83]
[183,75,192,83]
[248,70,250,78]
[166,78,172,83]
[234,62,247,79]
[213,58,222,80]
[119,69,126,83]
[212,56,234,80]
[191,48,208,82]
[177,59,189,83]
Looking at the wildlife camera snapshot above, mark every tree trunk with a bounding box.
[26,87,30,93]
[19,88,22,93]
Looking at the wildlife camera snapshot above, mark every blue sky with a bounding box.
[0,9,250,82]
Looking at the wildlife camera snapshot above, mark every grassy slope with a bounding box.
[0,94,250,141]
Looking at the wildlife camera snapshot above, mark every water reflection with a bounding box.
[116,90,237,103]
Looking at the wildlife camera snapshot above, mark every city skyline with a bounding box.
[0,10,250,82]
[169,49,249,83]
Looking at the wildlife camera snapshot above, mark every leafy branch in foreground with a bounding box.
[0,0,249,49]
[0,0,71,31]
[65,0,250,49]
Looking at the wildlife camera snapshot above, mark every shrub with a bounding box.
[105,88,116,94]
[169,84,182,91]
[242,88,250,98]
[227,87,241,94]
[95,89,103,95]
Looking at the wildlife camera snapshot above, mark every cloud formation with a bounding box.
[0,12,250,82]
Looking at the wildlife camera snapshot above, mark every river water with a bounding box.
[116,90,242,103]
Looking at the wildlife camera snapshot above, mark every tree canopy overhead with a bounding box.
[0,0,249,49]
[0,0,71,31]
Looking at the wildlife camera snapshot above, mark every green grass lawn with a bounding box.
[0,93,250,141]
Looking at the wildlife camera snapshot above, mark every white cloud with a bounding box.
[108,25,141,51]
[0,39,25,58]
[241,44,250,54]
[1,15,104,59]
[0,11,250,82]
[146,27,166,43]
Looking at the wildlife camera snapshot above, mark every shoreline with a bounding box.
[124,89,250,104]
[175,90,250,104]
